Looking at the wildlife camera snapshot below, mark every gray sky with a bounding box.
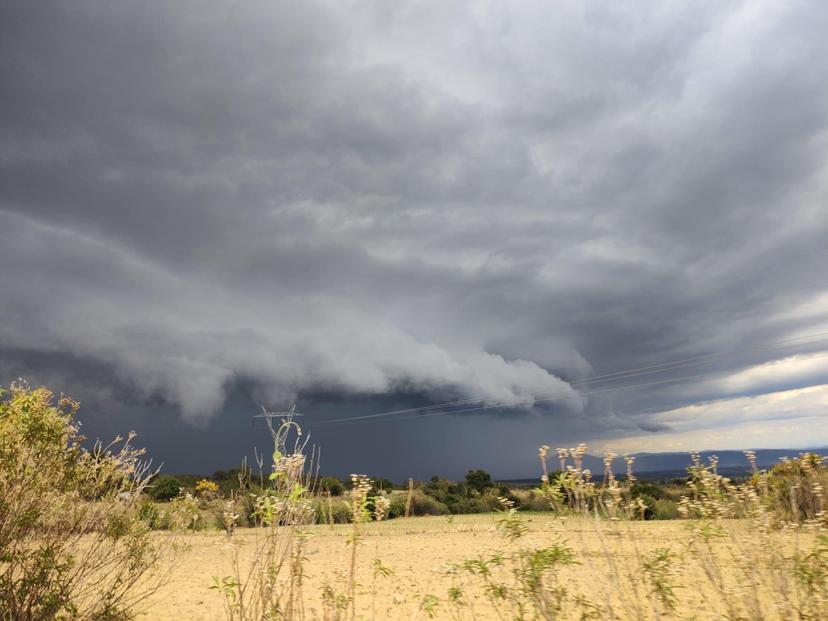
[2,1,827,479]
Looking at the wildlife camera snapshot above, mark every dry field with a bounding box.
[137,513,816,620]
[7,387,826,620]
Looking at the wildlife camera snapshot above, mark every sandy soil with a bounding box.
[136,514,812,620]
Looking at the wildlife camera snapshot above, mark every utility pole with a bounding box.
[405,477,414,518]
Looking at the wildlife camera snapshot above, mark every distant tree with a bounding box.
[373,478,396,492]
[318,476,346,496]
[465,469,493,494]
[150,474,183,501]
[210,468,247,495]
[631,481,668,501]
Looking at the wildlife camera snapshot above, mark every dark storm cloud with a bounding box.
[2,0,828,474]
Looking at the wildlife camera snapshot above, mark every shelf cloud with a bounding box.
[2,0,827,474]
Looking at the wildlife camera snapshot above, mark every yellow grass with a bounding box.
[136,513,817,620]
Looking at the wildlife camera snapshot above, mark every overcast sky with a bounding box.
[2,1,827,479]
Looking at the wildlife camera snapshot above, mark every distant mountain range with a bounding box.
[621,448,827,475]
[505,448,828,483]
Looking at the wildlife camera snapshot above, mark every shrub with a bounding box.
[372,477,396,493]
[389,489,448,517]
[635,493,657,520]
[682,451,828,526]
[195,478,219,498]
[149,474,184,501]
[763,452,828,525]
[210,468,247,496]
[508,489,550,512]
[138,498,162,530]
[318,476,346,496]
[631,481,669,501]
[0,382,170,619]
[312,496,352,524]
[653,498,680,520]
[443,494,501,514]
[465,469,494,494]
[166,490,203,530]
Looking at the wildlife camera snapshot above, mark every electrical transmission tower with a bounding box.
[253,404,303,438]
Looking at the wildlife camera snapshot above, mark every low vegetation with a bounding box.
[0,382,177,620]
[202,426,828,620]
[4,381,828,619]
[145,463,686,527]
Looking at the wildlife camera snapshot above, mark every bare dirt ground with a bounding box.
[137,514,808,620]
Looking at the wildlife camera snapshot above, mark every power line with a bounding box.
[313,370,721,425]
[569,330,828,385]
[316,353,828,425]
[316,330,828,424]
[311,331,828,426]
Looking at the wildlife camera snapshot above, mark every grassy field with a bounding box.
[137,513,819,620]
[5,386,827,620]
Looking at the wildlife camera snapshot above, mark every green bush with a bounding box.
[0,382,168,619]
[312,496,352,523]
[442,494,499,514]
[636,493,657,520]
[149,474,184,501]
[138,498,162,529]
[631,481,669,501]
[511,489,552,512]
[653,498,680,520]
[465,469,494,494]
[372,478,396,492]
[389,489,448,517]
[318,476,346,496]
[210,468,247,496]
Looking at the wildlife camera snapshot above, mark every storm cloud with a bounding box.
[2,0,827,476]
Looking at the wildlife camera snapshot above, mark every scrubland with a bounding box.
[3,382,828,620]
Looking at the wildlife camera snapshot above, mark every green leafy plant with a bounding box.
[0,382,173,620]
[641,548,679,613]
[419,593,439,618]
